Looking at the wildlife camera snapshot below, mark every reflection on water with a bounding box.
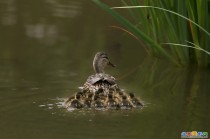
[0,0,210,139]
[0,0,16,26]
[26,24,57,40]
[1,57,210,139]
[49,1,82,18]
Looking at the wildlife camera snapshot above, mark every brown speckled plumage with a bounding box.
[64,52,143,110]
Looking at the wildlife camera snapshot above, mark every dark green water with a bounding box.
[0,1,209,139]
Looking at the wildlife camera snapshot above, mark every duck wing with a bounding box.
[86,74,102,85]
[85,73,116,85]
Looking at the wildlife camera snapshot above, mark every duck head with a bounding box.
[93,52,115,73]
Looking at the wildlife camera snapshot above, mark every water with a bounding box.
[0,1,210,139]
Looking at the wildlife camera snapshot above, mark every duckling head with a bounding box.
[108,94,113,99]
[129,92,135,98]
[87,93,93,99]
[122,95,127,100]
[95,88,103,94]
[118,91,124,96]
[75,94,81,99]
[94,94,99,101]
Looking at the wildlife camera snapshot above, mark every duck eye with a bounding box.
[102,58,108,63]
[100,53,108,58]
[101,55,108,59]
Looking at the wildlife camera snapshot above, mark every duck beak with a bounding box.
[108,61,116,67]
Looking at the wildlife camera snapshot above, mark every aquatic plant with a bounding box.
[93,0,210,67]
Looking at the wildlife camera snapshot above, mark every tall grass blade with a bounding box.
[93,0,210,67]
[162,43,210,55]
[92,0,180,66]
[111,5,210,36]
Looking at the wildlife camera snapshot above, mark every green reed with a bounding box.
[93,0,210,67]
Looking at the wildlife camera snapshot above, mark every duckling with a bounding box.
[83,93,93,108]
[106,94,118,109]
[92,95,105,108]
[108,87,115,94]
[83,99,91,108]
[69,94,83,108]
[87,92,94,99]
[120,95,133,109]
[114,95,121,104]
[95,88,104,95]
[98,93,107,102]
[128,92,143,107]
[108,90,114,95]
[113,90,124,102]
[64,95,75,105]
[117,90,124,98]
[76,90,86,99]
[64,91,82,106]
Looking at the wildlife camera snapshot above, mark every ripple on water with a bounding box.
[37,97,144,119]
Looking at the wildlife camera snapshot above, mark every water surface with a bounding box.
[0,1,209,139]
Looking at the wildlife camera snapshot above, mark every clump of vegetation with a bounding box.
[93,0,210,67]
